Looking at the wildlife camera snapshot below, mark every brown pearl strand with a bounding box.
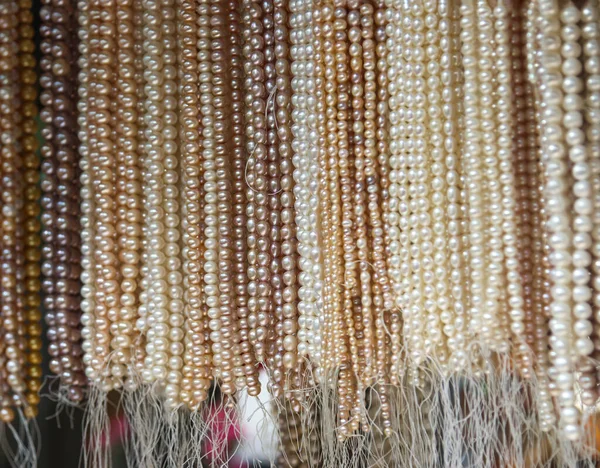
[39,0,85,402]
[229,0,260,396]
[0,1,27,422]
[17,0,43,415]
[209,0,241,396]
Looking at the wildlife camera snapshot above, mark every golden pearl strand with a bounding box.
[0,0,26,421]
[18,0,42,415]
[177,0,210,406]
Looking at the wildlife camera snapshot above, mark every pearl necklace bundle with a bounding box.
[4,0,600,466]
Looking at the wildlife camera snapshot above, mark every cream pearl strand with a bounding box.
[524,0,555,432]
[474,0,508,351]
[460,0,488,351]
[376,0,402,383]
[113,0,142,386]
[423,0,451,366]
[538,0,580,441]
[440,0,468,369]
[139,0,169,387]
[581,0,600,398]
[88,0,118,390]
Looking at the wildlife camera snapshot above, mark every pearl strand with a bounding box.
[511,5,536,375]
[140,0,168,386]
[210,0,241,396]
[364,0,392,435]
[78,0,98,386]
[524,0,555,431]
[538,0,579,440]
[385,0,411,378]
[475,0,508,351]
[177,0,211,406]
[0,1,26,420]
[263,0,285,397]
[316,0,336,375]
[113,0,142,386]
[376,0,401,383]
[581,0,600,400]
[440,0,468,369]
[290,0,323,370]
[493,1,527,365]
[17,0,43,415]
[424,0,451,366]
[460,0,488,349]
[156,0,184,407]
[88,0,118,390]
[560,2,597,407]
[273,0,300,382]
[406,1,430,372]
[228,0,260,396]
[40,0,85,401]
[183,0,214,406]
[243,0,271,365]
[348,0,374,388]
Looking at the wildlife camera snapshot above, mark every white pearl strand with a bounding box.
[493,1,526,361]
[405,2,428,372]
[582,0,600,401]
[379,0,404,382]
[411,1,442,363]
[78,0,96,383]
[290,0,323,372]
[538,0,580,441]
[560,3,597,411]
